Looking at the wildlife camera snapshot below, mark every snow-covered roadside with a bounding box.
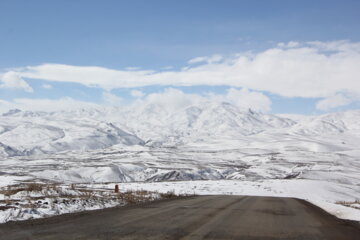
[0,183,173,223]
[87,179,360,222]
[0,196,121,223]
[1,179,359,223]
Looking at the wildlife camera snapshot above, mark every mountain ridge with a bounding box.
[1,102,359,156]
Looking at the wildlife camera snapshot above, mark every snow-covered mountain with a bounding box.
[289,110,360,135]
[117,102,296,145]
[1,102,360,156]
[1,103,360,220]
[0,109,144,156]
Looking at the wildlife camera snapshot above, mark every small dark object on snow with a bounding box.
[114,184,119,193]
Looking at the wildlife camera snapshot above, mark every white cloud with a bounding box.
[0,87,271,114]
[2,41,360,108]
[42,84,52,89]
[135,88,271,113]
[125,67,141,71]
[307,40,360,52]
[316,93,354,111]
[0,71,33,92]
[188,54,223,64]
[277,41,300,48]
[102,92,123,106]
[0,99,13,114]
[130,90,144,97]
[162,66,174,70]
[187,57,207,64]
[141,88,204,112]
[0,97,100,113]
[222,88,271,112]
[16,64,156,91]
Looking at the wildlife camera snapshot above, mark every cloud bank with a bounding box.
[0,88,271,114]
[0,97,99,113]
[1,40,360,111]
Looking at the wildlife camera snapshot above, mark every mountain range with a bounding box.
[1,102,360,157]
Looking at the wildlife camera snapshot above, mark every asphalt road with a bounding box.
[0,195,360,240]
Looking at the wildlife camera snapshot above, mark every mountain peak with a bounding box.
[2,109,22,116]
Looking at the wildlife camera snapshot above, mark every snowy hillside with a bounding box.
[117,102,296,145]
[1,102,360,184]
[0,102,297,154]
[0,109,144,156]
[1,103,360,221]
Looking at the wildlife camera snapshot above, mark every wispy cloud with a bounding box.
[187,54,223,64]
[42,84,52,89]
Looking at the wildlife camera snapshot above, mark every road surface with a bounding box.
[0,196,359,240]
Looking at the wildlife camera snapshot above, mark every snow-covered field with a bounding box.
[0,182,177,223]
[0,103,360,222]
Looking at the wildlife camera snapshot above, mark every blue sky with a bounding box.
[0,0,360,114]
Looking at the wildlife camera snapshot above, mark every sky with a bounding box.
[0,0,360,114]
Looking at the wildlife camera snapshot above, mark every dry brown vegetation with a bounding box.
[0,183,57,197]
[159,190,177,199]
[1,186,25,197]
[0,183,187,209]
[336,200,360,210]
[26,183,44,192]
[116,190,154,204]
[0,183,193,224]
